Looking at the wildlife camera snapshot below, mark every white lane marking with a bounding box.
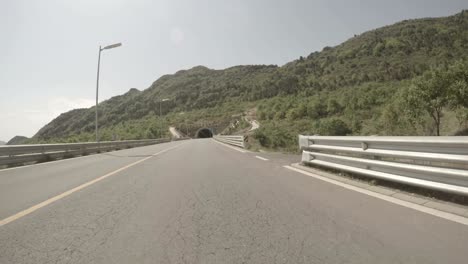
[255,156,269,161]
[0,141,175,173]
[284,165,468,226]
[0,144,182,227]
[212,139,247,153]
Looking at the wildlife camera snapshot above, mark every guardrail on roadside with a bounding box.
[171,137,191,142]
[0,138,171,167]
[213,135,245,148]
[298,135,468,195]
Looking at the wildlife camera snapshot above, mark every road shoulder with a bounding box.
[287,163,468,222]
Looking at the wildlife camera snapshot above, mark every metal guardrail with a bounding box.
[299,135,468,195]
[0,139,171,167]
[172,137,191,142]
[213,135,245,148]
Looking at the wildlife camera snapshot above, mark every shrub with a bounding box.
[318,118,351,135]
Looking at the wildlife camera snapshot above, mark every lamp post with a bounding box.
[159,98,170,117]
[95,43,122,142]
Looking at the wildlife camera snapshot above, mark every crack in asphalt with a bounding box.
[1,140,466,264]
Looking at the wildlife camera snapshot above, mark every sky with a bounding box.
[1,0,468,142]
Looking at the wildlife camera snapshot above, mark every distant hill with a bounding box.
[31,10,468,148]
[0,140,5,145]
[7,136,29,145]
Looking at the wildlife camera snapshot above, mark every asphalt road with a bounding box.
[1,139,467,263]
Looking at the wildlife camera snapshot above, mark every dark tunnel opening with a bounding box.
[196,128,213,138]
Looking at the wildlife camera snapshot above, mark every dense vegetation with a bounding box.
[31,11,468,151]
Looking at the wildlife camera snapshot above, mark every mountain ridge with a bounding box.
[31,10,468,147]
[7,136,29,145]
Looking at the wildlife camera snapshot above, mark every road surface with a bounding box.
[1,139,467,263]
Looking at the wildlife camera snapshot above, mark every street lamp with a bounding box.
[95,43,122,142]
[159,98,170,117]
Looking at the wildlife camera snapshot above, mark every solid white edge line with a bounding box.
[283,165,468,226]
[255,156,269,161]
[212,139,247,153]
[0,144,182,227]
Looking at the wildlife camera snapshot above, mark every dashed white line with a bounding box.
[284,165,468,226]
[255,156,269,161]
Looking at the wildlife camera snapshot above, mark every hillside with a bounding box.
[31,11,468,149]
[7,136,29,145]
[0,141,5,145]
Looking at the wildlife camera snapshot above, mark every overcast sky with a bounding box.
[1,0,467,141]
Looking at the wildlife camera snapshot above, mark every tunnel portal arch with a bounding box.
[195,128,214,138]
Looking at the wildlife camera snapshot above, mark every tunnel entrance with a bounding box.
[196,128,213,138]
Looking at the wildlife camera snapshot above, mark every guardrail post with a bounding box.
[298,135,468,196]
[302,151,314,163]
[298,135,310,150]
[361,142,368,150]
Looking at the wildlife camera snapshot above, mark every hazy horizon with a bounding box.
[1,0,468,142]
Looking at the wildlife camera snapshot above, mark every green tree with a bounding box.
[404,69,451,136]
[447,61,468,107]
[326,98,343,115]
[373,42,385,56]
[286,108,300,120]
[307,98,327,119]
[377,95,417,136]
[446,62,468,127]
[318,118,351,136]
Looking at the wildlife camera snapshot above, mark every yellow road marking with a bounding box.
[0,144,181,227]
